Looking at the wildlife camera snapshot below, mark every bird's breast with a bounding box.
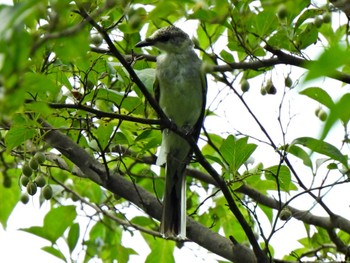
[156,53,203,127]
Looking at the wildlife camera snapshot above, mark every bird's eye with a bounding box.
[157,35,170,42]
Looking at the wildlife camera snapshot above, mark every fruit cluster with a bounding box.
[20,152,53,204]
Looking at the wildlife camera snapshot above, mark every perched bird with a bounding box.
[136,26,207,239]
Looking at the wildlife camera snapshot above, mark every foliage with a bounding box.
[1,0,350,262]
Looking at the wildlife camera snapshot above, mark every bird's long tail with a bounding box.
[160,154,187,239]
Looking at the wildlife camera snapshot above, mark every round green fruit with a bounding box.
[34,152,46,164]
[240,79,250,92]
[277,4,288,20]
[27,181,37,196]
[279,208,292,221]
[20,175,30,187]
[22,163,33,177]
[314,16,323,28]
[318,110,327,121]
[284,76,293,88]
[34,175,46,187]
[265,80,277,95]
[29,158,39,170]
[42,185,53,200]
[323,12,331,23]
[91,35,103,46]
[20,193,30,204]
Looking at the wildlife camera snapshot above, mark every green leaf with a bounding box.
[291,137,347,165]
[287,144,313,169]
[114,131,131,146]
[21,205,77,243]
[253,10,278,37]
[0,177,20,228]
[265,165,292,192]
[95,121,114,150]
[41,246,66,262]
[23,72,59,99]
[259,204,274,223]
[295,23,318,50]
[305,44,350,81]
[4,114,38,150]
[74,179,102,204]
[300,87,334,108]
[219,135,257,173]
[25,101,54,116]
[295,8,323,30]
[145,238,175,263]
[220,49,235,63]
[67,223,80,253]
[135,68,156,95]
[52,29,90,65]
[321,93,350,140]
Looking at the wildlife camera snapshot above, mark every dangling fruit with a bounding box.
[20,193,30,204]
[20,175,30,187]
[22,163,33,177]
[27,181,37,196]
[34,175,46,188]
[34,152,46,164]
[42,185,53,200]
[29,158,39,170]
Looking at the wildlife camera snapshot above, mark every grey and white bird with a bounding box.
[136,26,207,239]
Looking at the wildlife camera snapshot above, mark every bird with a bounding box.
[135,26,207,239]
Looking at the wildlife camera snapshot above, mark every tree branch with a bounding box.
[46,102,160,125]
[40,120,257,263]
[131,47,350,84]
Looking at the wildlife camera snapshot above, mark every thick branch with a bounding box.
[131,48,350,84]
[41,121,257,263]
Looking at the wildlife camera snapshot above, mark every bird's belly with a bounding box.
[159,79,203,127]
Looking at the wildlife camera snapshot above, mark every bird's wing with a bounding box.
[153,75,160,106]
[191,70,207,146]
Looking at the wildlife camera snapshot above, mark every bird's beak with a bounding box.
[135,38,155,48]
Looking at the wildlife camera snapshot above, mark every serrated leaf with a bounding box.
[21,205,77,243]
[145,238,175,263]
[265,165,293,192]
[300,87,334,108]
[23,72,59,98]
[254,10,278,37]
[25,101,54,116]
[4,114,38,150]
[219,135,257,173]
[291,137,347,165]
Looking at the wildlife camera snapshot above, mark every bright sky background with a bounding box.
[2,0,350,262]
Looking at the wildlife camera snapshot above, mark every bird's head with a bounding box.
[135,26,193,53]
